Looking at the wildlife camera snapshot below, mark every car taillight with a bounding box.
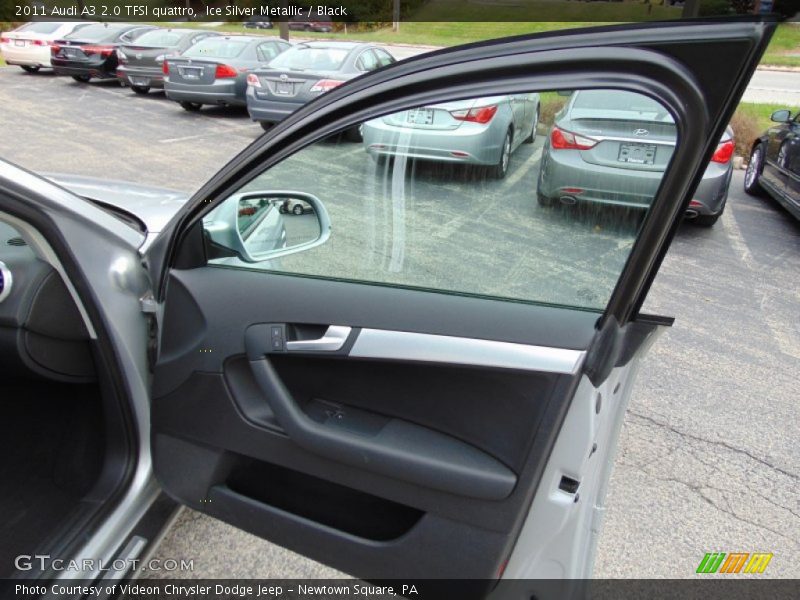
[32,39,47,46]
[162,61,169,75]
[0,36,10,44]
[450,105,498,124]
[51,44,60,54]
[310,79,344,93]
[550,125,598,150]
[711,139,735,164]
[246,73,261,88]
[215,64,238,78]
[83,45,115,57]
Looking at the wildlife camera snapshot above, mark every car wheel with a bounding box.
[180,101,202,112]
[292,204,304,216]
[695,213,720,227]
[490,130,512,179]
[537,192,555,207]
[344,126,362,143]
[259,122,272,132]
[71,75,91,83]
[743,143,764,196]
[131,85,150,95]
[523,108,538,144]
[20,65,40,74]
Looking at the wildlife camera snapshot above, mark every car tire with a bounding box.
[523,108,539,144]
[744,143,765,196]
[537,192,555,207]
[71,75,91,83]
[489,130,512,179]
[131,85,150,95]
[180,101,202,112]
[21,65,40,73]
[292,204,304,216]
[695,213,720,227]
[259,122,272,132]
[344,126,362,142]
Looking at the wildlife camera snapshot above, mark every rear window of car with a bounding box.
[571,90,674,122]
[128,29,184,48]
[17,22,62,34]
[65,24,123,42]
[183,37,249,59]
[268,46,349,71]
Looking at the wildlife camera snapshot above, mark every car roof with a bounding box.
[296,41,368,50]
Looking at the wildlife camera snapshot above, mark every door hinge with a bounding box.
[140,292,159,372]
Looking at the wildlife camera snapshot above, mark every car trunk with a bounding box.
[120,44,175,70]
[379,99,493,131]
[168,57,233,84]
[53,37,115,62]
[253,69,348,101]
[562,117,677,171]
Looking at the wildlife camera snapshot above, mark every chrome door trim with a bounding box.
[350,328,585,374]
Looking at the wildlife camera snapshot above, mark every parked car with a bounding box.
[744,108,800,221]
[537,89,735,226]
[51,22,157,83]
[0,18,775,593]
[362,94,540,179]
[116,28,219,95]
[246,41,395,130]
[164,36,292,111]
[0,21,94,73]
[288,15,334,32]
[243,17,273,29]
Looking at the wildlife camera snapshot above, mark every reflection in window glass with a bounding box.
[208,89,680,311]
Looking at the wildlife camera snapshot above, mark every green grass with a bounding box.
[738,101,800,132]
[761,23,800,67]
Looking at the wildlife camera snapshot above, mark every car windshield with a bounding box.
[571,90,675,123]
[268,46,349,71]
[128,29,184,48]
[182,38,249,59]
[17,22,62,34]
[65,24,123,42]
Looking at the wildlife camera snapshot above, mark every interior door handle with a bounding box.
[286,325,352,352]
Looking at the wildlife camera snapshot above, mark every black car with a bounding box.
[243,16,273,29]
[51,22,156,82]
[246,41,395,130]
[744,108,800,221]
[117,28,219,95]
[288,14,334,32]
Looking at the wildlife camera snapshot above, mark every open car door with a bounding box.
[145,18,774,595]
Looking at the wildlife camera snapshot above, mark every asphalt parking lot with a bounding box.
[1,66,798,578]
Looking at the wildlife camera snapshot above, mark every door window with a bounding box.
[205,89,679,311]
[356,50,379,72]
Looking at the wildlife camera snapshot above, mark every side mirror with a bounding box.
[770,109,792,123]
[204,191,330,263]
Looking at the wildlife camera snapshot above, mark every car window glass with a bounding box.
[17,22,61,34]
[257,43,281,62]
[183,38,249,59]
[356,50,379,71]
[269,46,349,71]
[374,49,394,67]
[65,24,123,42]
[130,29,183,47]
[206,89,679,311]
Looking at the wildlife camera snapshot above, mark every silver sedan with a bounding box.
[362,94,540,179]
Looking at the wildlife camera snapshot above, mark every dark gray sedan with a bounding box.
[164,35,291,112]
[246,41,395,131]
[538,89,735,226]
[116,28,219,95]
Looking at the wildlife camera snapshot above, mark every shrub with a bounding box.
[729,110,762,159]
[538,94,568,130]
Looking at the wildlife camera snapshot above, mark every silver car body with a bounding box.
[362,94,540,166]
[0,21,94,69]
[538,89,734,216]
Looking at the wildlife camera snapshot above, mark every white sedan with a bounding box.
[0,21,94,72]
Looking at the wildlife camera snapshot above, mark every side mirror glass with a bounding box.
[204,191,330,263]
[770,109,792,123]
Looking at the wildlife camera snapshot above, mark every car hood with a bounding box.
[42,172,189,236]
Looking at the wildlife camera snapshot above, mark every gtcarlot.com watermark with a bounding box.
[14,554,194,573]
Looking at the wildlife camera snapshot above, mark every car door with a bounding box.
[780,116,800,207]
[762,116,791,192]
[144,18,773,595]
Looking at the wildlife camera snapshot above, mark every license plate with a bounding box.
[15,39,25,47]
[275,81,292,95]
[618,143,656,165]
[63,48,78,57]
[129,76,150,86]
[178,66,202,79]
[407,108,434,125]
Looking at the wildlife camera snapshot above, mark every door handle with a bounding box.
[286,325,352,352]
